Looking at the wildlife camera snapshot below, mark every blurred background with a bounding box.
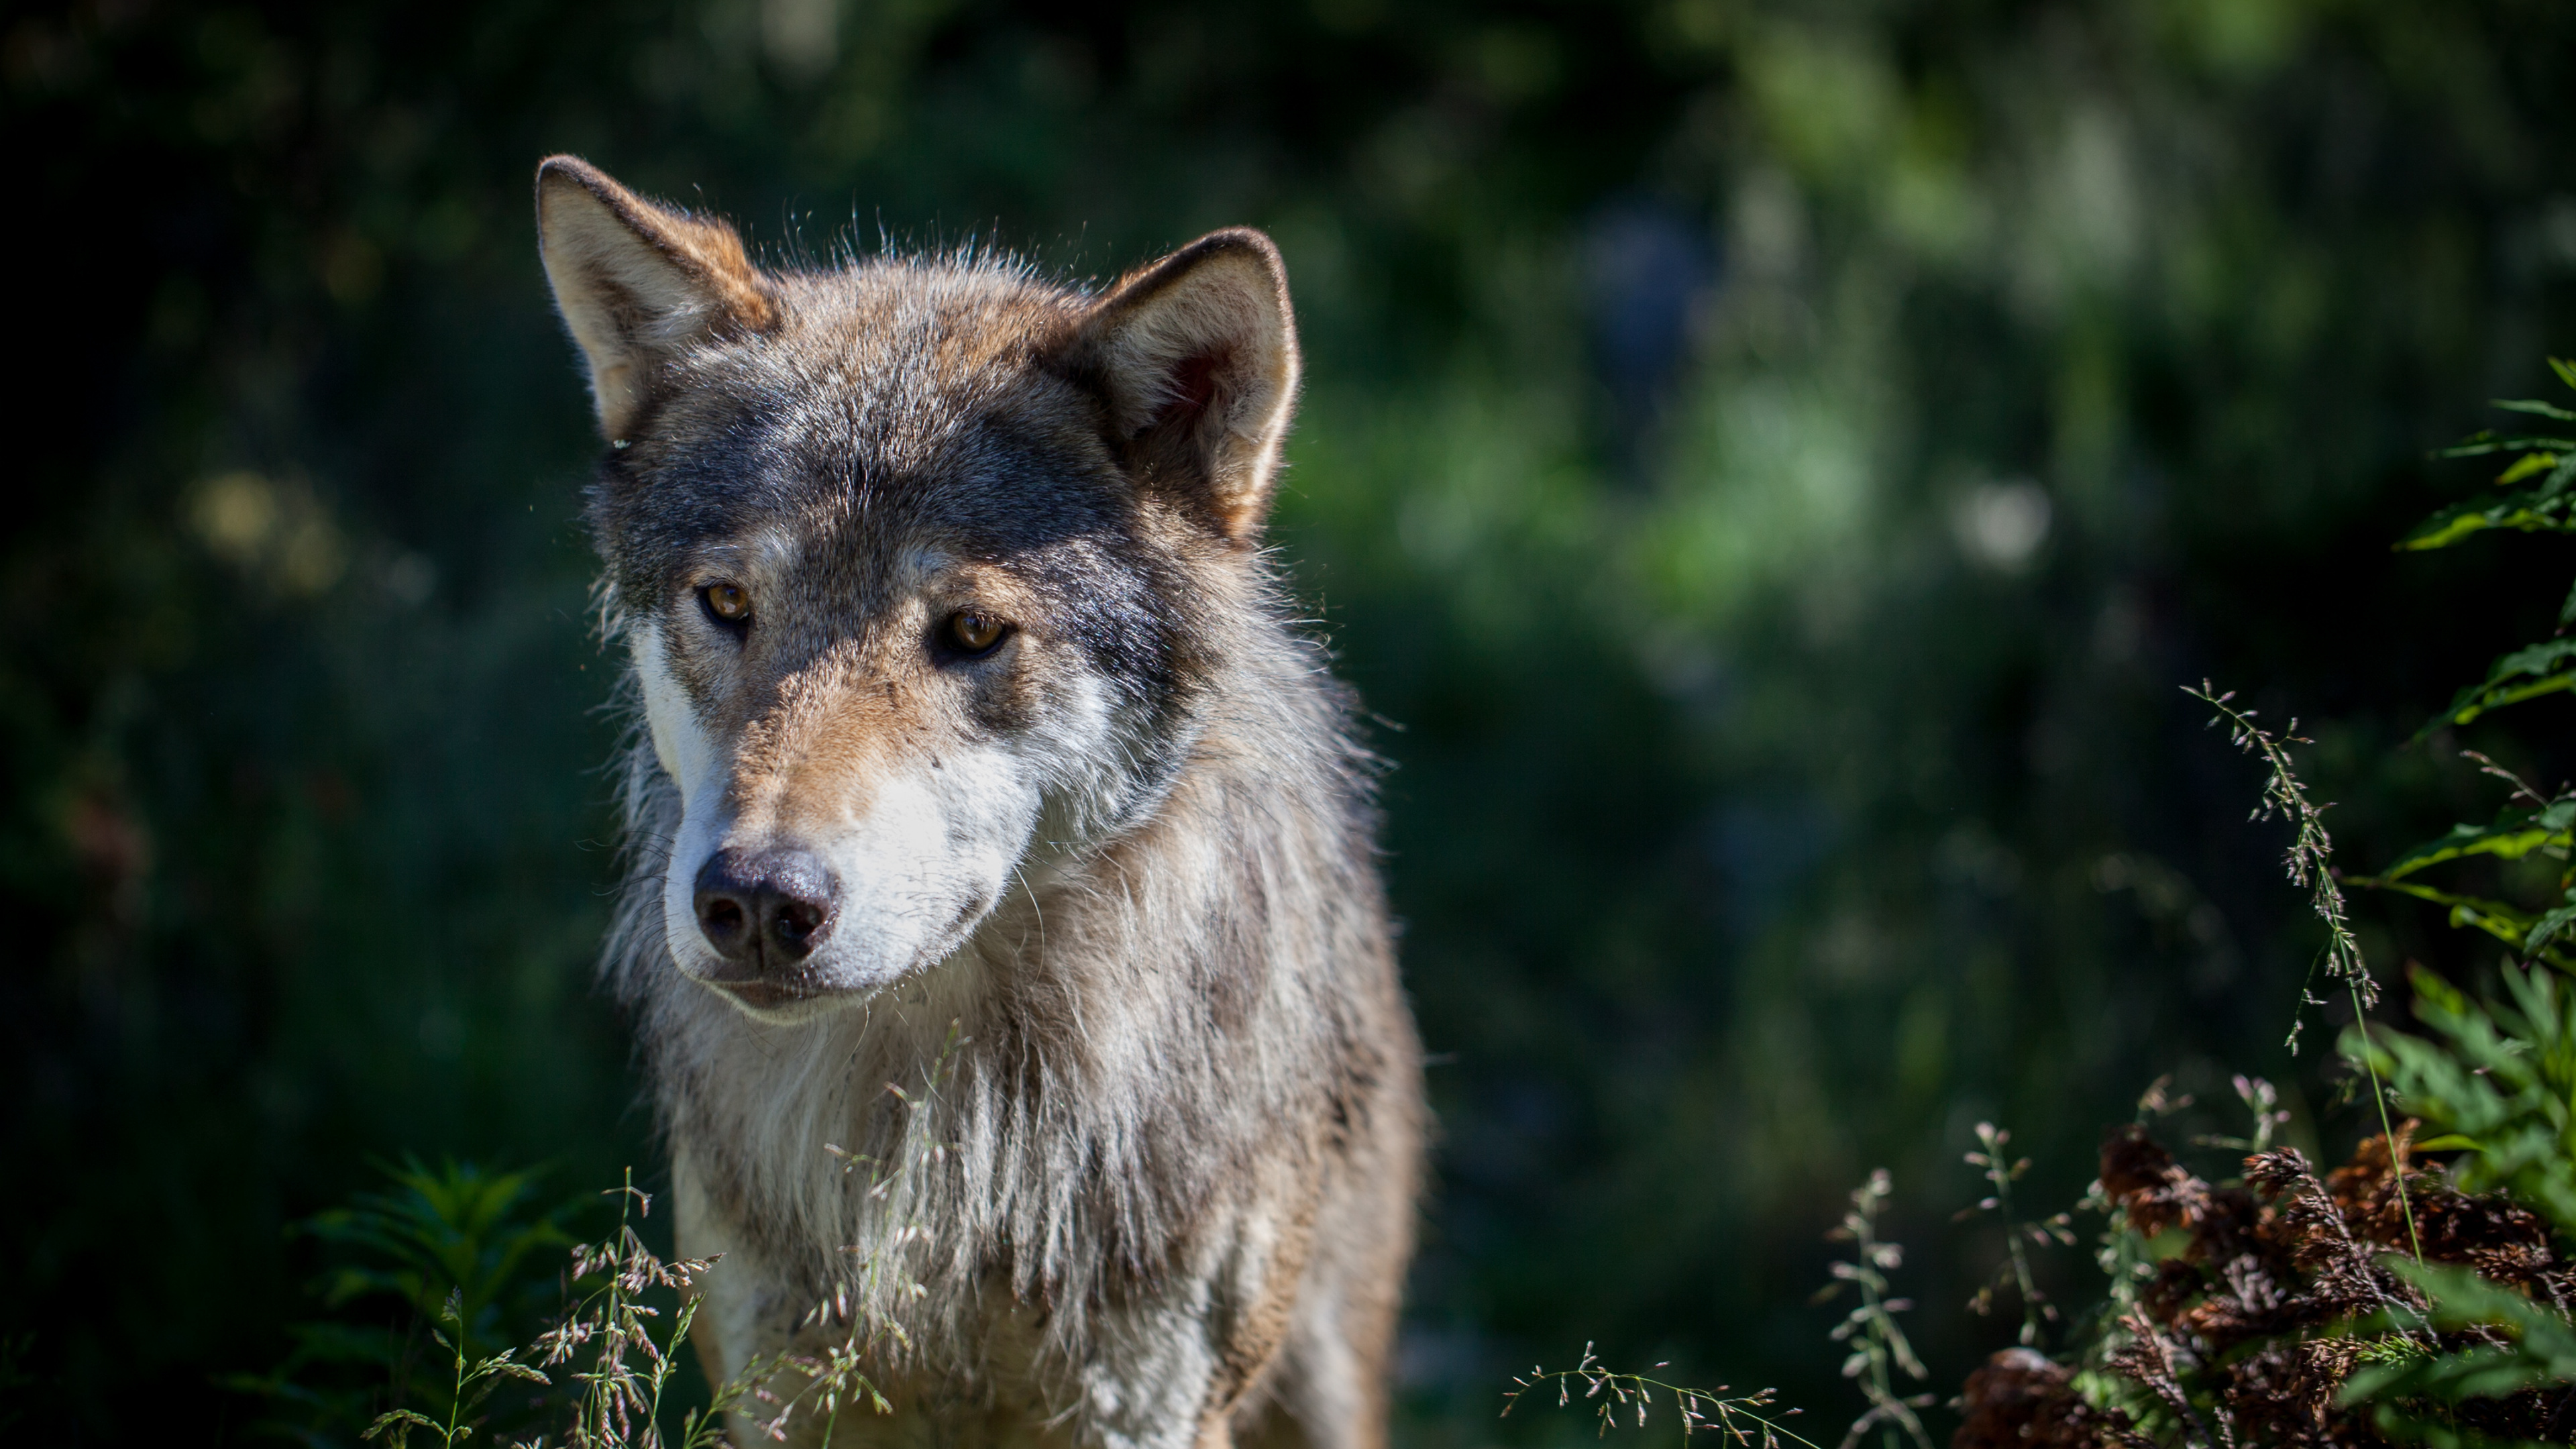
[7,0,2575,1441]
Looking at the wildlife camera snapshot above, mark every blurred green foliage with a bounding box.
[301,1161,572,1358]
[222,1161,576,1443]
[4,0,2575,1444]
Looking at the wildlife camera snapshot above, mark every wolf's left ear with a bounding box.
[1060,229,1301,542]
[535,155,780,440]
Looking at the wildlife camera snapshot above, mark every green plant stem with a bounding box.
[647,1294,698,1449]
[1975,1131,2046,1346]
[443,1332,467,1447]
[2348,979,2426,1265]
[2190,686,2425,1261]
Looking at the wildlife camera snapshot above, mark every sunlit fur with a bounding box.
[541,156,1423,1449]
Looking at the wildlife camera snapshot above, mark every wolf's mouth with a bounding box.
[705,977,813,1012]
[690,964,898,1021]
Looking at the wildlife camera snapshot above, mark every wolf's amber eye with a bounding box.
[702,582,753,624]
[946,610,1006,655]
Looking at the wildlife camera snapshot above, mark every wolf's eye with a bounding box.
[945,610,1008,655]
[702,582,753,625]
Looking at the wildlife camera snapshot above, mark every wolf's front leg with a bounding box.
[672,1147,821,1446]
[1073,1295,1244,1449]
[1083,1206,1323,1449]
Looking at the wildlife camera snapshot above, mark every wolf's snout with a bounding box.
[693,846,837,969]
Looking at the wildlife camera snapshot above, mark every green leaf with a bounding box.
[2397,485,2576,551]
[2345,877,2573,965]
[2375,800,2576,881]
[2525,888,2576,958]
[2494,451,2563,486]
[2547,451,2576,500]
[2415,638,2576,735]
[2489,398,2576,423]
[2553,357,2576,392]
[2434,431,2576,460]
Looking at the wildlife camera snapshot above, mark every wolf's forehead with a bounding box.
[771,264,1073,402]
[714,271,1079,474]
[625,263,1114,574]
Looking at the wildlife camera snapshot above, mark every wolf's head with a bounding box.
[536,157,1299,1024]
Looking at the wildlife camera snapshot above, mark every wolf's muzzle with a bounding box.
[692,845,837,977]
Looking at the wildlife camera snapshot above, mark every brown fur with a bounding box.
[535,156,1425,1449]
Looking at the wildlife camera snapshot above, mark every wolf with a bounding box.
[533,156,1425,1449]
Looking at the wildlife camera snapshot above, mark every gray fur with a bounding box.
[538,156,1424,1449]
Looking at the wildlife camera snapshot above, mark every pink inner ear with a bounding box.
[1158,348,1231,429]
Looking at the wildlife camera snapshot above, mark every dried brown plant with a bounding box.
[1950,1124,2571,1449]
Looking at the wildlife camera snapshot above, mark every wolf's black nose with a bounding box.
[694,846,837,967]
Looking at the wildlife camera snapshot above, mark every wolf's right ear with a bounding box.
[535,156,779,440]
